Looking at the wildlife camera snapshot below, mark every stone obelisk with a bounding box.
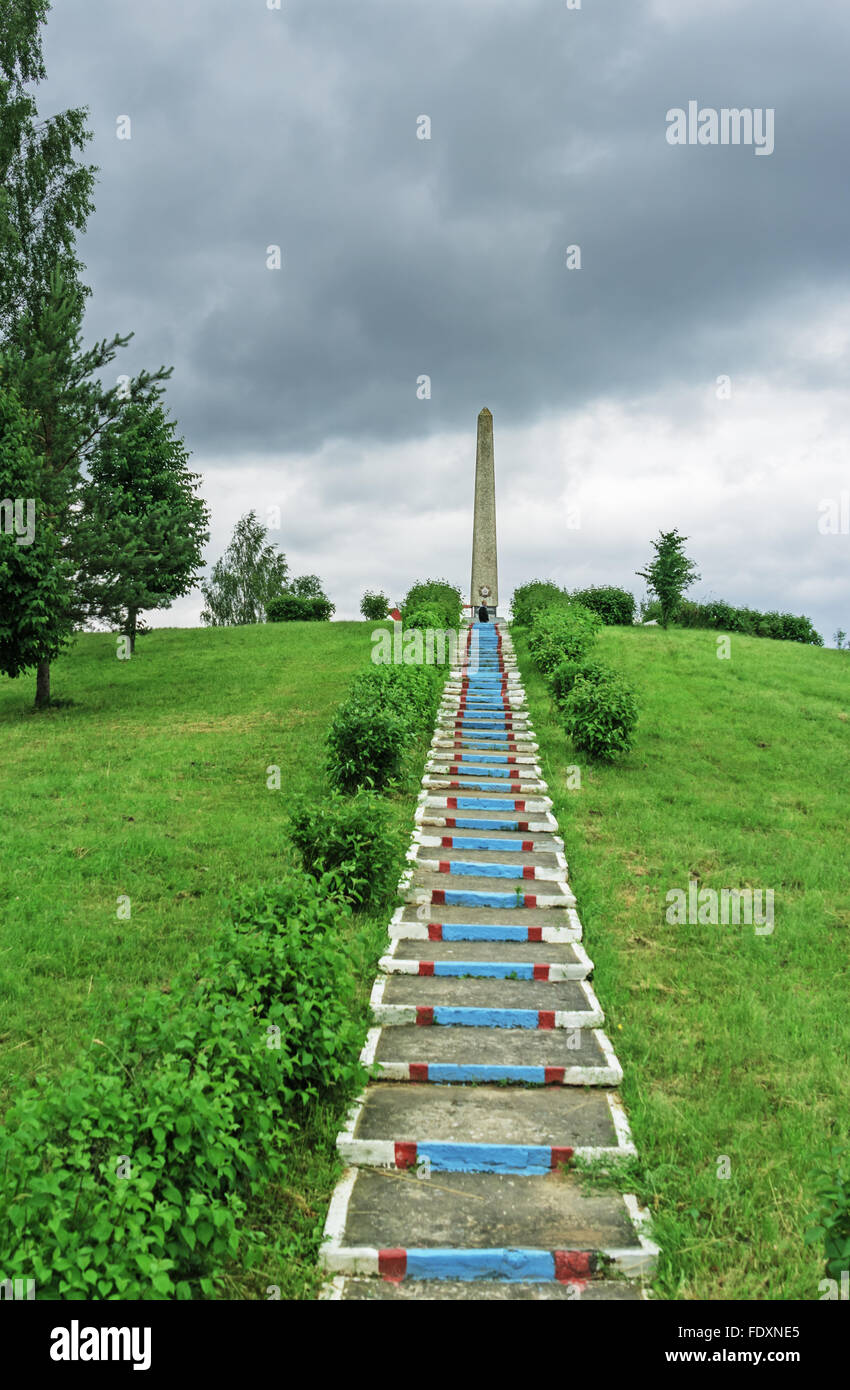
[470,407,498,616]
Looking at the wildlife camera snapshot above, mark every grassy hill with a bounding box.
[0,623,391,1103]
[515,623,850,1300]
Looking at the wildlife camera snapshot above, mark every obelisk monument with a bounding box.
[470,407,498,617]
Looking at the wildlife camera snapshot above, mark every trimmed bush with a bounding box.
[550,657,613,709]
[674,599,822,645]
[360,590,389,620]
[326,699,406,792]
[401,578,462,628]
[288,792,399,909]
[563,670,639,761]
[0,870,363,1300]
[348,662,441,737]
[527,601,603,675]
[511,580,567,627]
[266,593,335,622]
[402,603,446,632]
[571,585,635,626]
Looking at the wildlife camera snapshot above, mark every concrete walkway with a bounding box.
[320,620,657,1299]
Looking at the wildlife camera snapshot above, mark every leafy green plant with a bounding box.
[562,669,638,760]
[288,792,399,908]
[527,601,602,675]
[0,870,364,1299]
[360,590,389,620]
[325,699,406,792]
[348,662,441,737]
[401,578,462,628]
[266,593,334,622]
[805,1147,850,1281]
[511,580,567,627]
[636,529,700,628]
[550,657,613,709]
[571,585,635,626]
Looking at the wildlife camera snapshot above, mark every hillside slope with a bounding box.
[515,623,849,1300]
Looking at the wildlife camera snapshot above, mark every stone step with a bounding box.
[404,873,574,909]
[364,1022,623,1085]
[326,1277,646,1300]
[370,975,604,1029]
[385,936,593,975]
[422,776,547,794]
[320,1169,655,1279]
[336,1084,635,1172]
[388,904,583,943]
[415,804,558,832]
[410,849,566,874]
[416,830,564,851]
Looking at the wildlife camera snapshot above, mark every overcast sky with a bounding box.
[41,0,850,639]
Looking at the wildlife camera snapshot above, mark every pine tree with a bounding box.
[0,4,170,704]
[73,399,210,652]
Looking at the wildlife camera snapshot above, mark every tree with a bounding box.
[289,573,326,600]
[0,382,73,679]
[360,590,389,620]
[73,399,209,652]
[636,529,701,628]
[200,511,289,626]
[0,6,170,704]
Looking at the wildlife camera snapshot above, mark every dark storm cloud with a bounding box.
[40,0,850,457]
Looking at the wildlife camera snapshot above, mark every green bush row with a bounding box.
[401,577,463,629]
[0,871,364,1299]
[643,597,822,645]
[325,662,442,794]
[512,580,635,628]
[266,593,335,622]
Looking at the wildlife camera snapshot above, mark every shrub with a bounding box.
[511,580,567,627]
[527,601,603,675]
[349,662,441,736]
[0,870,364,1299]
[402,604,446,632]
[360,590,389,620]
[563,670,639,761]
[805,1146,850,1282]
[266,593,335,622]
[550,657,613,709]
[288,792,399,909]
[674,599,822,645]
[571,585,635,626]
[401,578,462,629]
[326,699,406,792]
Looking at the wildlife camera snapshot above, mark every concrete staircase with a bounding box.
[320,620,657,1300]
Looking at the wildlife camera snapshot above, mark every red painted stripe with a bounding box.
[532,963,550,981]
[550,1146,575,1169]
[394,1142,417,1170]
[529,927,543,942]
[441,835,452,847]
[445,817,456,827]
[409,1064,429,1083]
[525,894,537,908]
[515,800,526,811]
[438,861,450,873]
[427,924,443,940]
[379,1248,408,1280]
[419,961,435,976]
[522,840,534,851]
[554,1250,594,1281]
[538,1011,556,1030]
[544,1066,565,1085]
[432,890,446,905]
[517,820,529,830]
[522,865,535,880]
[416,1006,434,1026]
[447,798,457,809]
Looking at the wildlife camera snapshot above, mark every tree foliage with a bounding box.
[200,511,289,626]
[636,529,701,628]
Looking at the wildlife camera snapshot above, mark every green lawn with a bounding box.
[0,621,418,1299]
[514,623,850,1301]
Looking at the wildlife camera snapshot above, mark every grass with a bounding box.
[514,622,850,1300]
[0,620,423,1299]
